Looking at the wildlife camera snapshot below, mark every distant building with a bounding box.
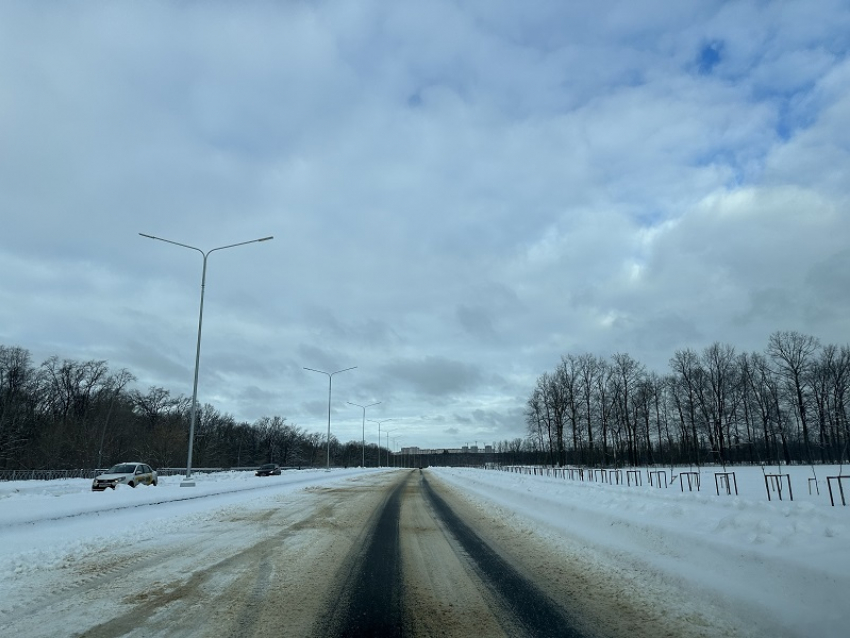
[400,446,468,455]
[399,444,497,455]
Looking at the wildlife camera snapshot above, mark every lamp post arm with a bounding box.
[139,233,273,256]
[208,236,274,255]
[139,233,204,255]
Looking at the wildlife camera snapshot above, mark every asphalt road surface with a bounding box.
[1,470,705,638]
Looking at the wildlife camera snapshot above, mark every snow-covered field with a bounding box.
[1,464,848,637]
[439,464,850,638]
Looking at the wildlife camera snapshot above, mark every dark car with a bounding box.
[255,463,281,476]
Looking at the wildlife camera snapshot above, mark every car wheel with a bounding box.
[152,479,158,486]
[129,481,135,488]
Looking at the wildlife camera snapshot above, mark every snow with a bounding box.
[436,464,850,638]
[0,468,374,577]
[1,464,848,637]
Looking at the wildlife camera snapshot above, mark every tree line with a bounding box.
[0,344,389,470]
[522,331,850,468]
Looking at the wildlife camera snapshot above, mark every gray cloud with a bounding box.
[456,305,497,340]
[381,356,483,398]
[2,0,850,449]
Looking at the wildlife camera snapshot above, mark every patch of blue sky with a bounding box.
[750,83,820,142]
[774,100,816,141]
[692,147,756,189]
[633,209,668,229]
[696,40,723,76]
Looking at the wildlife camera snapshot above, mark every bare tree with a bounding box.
[767,331,820,463]
[669,349,703,466]
[811,344,850,463]
[96,368,136,467]
[611,353,644,466]
[700,343,737,465]
[0,346,35,468]
[525,386,552,465]
[577,354,605,465]
[557,355,583,464]
[541,371,568,466]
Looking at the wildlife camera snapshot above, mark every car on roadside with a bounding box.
[255,463,281,476]
[92,462,158,491]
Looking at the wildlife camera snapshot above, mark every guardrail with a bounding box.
[0,469,99,481]
[0,467,229,482]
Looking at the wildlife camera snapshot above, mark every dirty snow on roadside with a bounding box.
[0,468,376,576]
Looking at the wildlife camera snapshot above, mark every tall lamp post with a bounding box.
[347,401,381,468]
[392,436,403,468]
[304,366,357,471]
[369,419,392,467]
[139,232,273,487]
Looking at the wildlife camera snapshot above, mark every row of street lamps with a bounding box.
[302,366,356,471]
[303,368,398,471]
[140,232,400,484]
[372,418,393,467]
[347,401,381,467]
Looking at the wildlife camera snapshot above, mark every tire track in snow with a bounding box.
[421,474,586,638]
[320,470,588,637]
[317,472,407,637]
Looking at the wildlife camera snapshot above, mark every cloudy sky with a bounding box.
[2,1,849,451]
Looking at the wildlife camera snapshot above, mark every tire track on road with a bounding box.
[7,471,606,637]
[421,474,587,638]
[321,470,588,637]
[318,471,409,637]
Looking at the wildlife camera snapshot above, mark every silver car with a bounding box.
[92,462,158,491]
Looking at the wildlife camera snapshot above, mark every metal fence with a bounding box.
[0,469,99,481]
[0,467,228,482]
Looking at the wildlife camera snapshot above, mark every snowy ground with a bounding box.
[0,464,848,637]
[0,467,376,573]
[438,464,850,638]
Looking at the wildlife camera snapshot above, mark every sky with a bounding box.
[1,1,850,450]
[1,466,848,637]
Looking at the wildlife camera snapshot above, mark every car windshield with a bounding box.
[260,464,275,469]
[107,464,136,474]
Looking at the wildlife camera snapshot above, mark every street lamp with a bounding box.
[347,401,381,468]
[392,436,403,468]
[139,232,273,486]
[304,366,357,471]
[369,419,392,467]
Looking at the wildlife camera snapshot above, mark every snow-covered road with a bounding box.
[0,465,847,637]
[1,468,392,637]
